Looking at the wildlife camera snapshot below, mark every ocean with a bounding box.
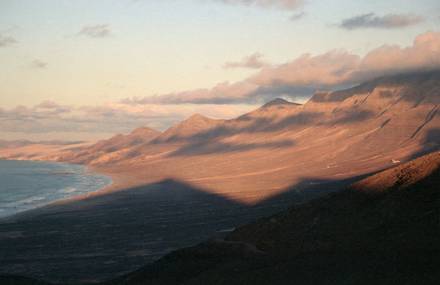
[0,160,111,218]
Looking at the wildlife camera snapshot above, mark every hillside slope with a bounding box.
[114,151,440,285]
[1,152,438,285]
[3,71,437,205]
[59,127,160,165]
[84,70,440,204]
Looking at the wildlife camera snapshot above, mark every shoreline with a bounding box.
[0,160,119,221]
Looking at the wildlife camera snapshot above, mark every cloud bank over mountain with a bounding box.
[123,31,440,105]
[2,31,440,140]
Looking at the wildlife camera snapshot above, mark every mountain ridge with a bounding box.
[90,70,438,206]
[2,70,438,204]
[0,70,439,283]
[152,113,224,143]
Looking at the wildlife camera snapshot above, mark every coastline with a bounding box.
[0,160,115,220]
[0,162,316,283]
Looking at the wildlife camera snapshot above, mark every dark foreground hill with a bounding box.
[0,275,50,285]
[111,151,440,285]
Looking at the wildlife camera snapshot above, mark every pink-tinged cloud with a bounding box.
[0,101,256,140]
[122,81,260,105]
[223,53,268,69]
[354,32,440,79]
[123,31,440,105]
[250,50,360,87]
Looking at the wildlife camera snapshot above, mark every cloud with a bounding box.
[223,53,268,69]
[3,31,440,140]
[340,13,423,30]
[30,59,48,69]
[0,102,168,137]
[78,24,111,38]
[0,34,17,47]
[289,12,305,21]
[121,31,440,105]
[251,50,360,87]
[218,0,303,10]
[0,101,256,140]
[122,81,260,105]
[35,100,71,114]
[351,31,440,79]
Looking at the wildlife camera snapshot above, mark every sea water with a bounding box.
[0,160,111,218]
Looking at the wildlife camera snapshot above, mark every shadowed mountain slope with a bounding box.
[0,275,50,285]
[1,153,438,285]
[152,114,225,143]
[113,151,440,285]
[0,175,358,283]
[60,127,160,165]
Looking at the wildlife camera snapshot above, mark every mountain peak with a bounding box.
[310,70,440,103]
[262,98,301,108]
[186,113,210,122]
[176,113,221,130]
[153,113,222,143]
[130,127,160,136]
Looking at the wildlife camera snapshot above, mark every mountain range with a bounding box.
[0,70,439,284]
[58,70,440,204]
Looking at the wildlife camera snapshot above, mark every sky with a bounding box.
[0,0,439,140]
